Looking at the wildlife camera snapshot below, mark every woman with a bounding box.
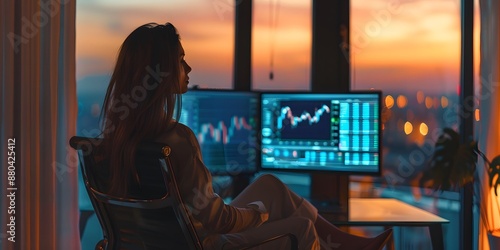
[101,22,383,250]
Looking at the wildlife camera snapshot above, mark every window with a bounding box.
[76,0,235,136]
[76,2,235,248]
[351,0,461,186]
[252,0,311,90]
[351,0,461,248]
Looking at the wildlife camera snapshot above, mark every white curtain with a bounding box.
[478,0,500,249]
[0,0,80,249]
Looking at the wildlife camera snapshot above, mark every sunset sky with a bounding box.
[76,0,479,94]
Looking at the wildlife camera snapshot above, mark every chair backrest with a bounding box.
[70,136,203,250]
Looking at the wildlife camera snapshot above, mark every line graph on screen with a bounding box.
[277,104,330,129]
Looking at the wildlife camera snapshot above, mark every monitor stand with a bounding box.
[309,173,349,221]
[230,174,251,199]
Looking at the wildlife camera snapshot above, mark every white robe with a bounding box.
[159,123,320,250]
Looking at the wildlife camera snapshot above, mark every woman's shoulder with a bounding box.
[172,122,195,136]
[157,122,197,144]
[157,122,201,159]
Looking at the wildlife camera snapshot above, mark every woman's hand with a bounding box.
[246,201,269,225]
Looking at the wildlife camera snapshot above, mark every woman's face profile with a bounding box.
[178,43,191,94]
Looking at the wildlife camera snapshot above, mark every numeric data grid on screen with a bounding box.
[260,92,381,174]
[180,90,260,175]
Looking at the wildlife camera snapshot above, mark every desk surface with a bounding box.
[324,198,450,226]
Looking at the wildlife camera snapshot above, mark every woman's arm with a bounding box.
[171,124,268,234]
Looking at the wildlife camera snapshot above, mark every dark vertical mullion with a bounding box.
[310,0,351,221]
[233,0,252,91]
[311,0,350,92]
[232,0,253,198]
[460,0,474,249]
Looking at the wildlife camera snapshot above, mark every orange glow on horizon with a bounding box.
[76,0,466,93]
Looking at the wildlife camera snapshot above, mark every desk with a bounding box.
[320,198,450,250]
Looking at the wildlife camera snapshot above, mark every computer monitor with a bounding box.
[180,89,260,176]
[260,91,382,217]
[260,91,382,174]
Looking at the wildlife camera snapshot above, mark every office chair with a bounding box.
[70,136,298,250]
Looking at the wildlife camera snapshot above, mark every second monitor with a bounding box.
[260,91,382,175]
[180,89,260,176]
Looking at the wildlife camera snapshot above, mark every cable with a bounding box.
[269,0,281,80]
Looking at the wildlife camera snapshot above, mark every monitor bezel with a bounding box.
[258,90,383,176]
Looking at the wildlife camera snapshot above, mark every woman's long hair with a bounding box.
[100,23,182,196]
